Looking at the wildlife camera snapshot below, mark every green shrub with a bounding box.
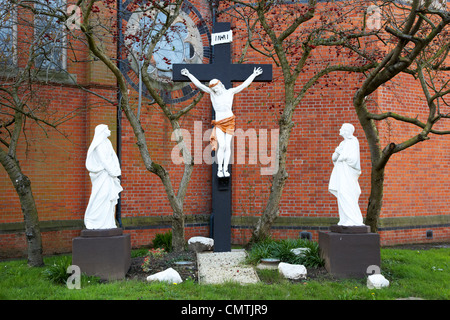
[131,247,149,258]
[152,230,172,252]
[43,256,73,285]
[246,238,324,268]
[43,255,101,287]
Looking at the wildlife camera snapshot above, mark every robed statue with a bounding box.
[84,124,123,229]
[328,123,365,226]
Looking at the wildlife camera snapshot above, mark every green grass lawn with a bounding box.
[0,246,448,300]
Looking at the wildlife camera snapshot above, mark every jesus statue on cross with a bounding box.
[181,67,263,177]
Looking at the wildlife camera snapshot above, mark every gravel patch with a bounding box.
[197,249,260,285]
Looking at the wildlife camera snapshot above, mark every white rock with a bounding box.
[278,262,307,280]
[367,274,389,289]
[290,248,310,256]
[146,268,183,284]
[188,236,214,252]
[188,236,214,246]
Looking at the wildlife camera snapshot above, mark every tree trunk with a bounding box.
[365,166,385,233]
[0,150,44,266]
[354,95,389,234]
[154,165,187,253]
[250,115,293,243]
[250,160,289,242]
[172,210,185,252]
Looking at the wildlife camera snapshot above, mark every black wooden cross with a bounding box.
[173,22,272,252]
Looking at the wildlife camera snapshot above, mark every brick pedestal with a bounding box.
[319,225,380,278]
[72,228,131,281]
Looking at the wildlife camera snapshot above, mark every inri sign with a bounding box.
[211,30,233,46]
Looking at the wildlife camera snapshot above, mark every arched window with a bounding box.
[0,0,17,67]
[34,0,67,71]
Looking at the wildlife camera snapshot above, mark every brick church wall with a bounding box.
[375,73,450,245]
[1,0,449,259]
[0,2,119,258]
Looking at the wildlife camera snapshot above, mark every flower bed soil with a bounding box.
[125,243,450,284]
[125,250,330,284]
[126,251,198,282]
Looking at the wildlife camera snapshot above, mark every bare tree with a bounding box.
[11,0,207,252]
[354,0,450,232]
[75,0,204,251]
[220,0,378,241]
[0,0,79,266]
[222,0,449,240]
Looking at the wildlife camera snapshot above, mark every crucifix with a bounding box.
[173,22,272,252]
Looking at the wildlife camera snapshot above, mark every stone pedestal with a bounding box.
[319,225,380,278]
[72,228,131,281]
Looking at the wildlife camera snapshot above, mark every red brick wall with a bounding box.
[118,0,214,248]
[224,0,450,246]
[376,72,450,245]
[1,0,449,259]
[0,1,118,258]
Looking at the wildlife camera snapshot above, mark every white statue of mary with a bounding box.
[328,123,365,226]
[84,124,123,229]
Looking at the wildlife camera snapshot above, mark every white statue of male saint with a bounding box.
[84,124,123,229]
[328,123,365,226]
[181,67,263,177]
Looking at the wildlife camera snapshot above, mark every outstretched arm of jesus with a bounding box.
[231,67,263,94]
[181,68,212,94]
